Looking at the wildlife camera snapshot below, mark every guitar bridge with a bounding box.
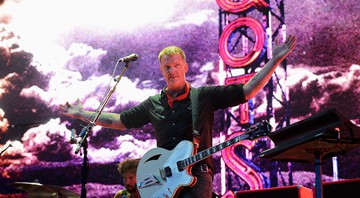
[160,166,172,181]
[137,174,159,189]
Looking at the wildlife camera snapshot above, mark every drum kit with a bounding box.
[9,182,79,198]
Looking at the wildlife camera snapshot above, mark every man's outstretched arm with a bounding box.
[243,34,297,100]
[58,99,127,130]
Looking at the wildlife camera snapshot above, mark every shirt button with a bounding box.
[172,110,175,113]
[172,123,175,126]
[172,137,176,140]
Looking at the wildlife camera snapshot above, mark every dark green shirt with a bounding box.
[113,189,129,198]
[120,84,247,171]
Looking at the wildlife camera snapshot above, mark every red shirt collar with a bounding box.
[165,82,190,108]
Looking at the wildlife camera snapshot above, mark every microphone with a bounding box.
[118,53,139,62]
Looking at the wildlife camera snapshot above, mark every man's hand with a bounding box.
[58,99,84,119]
[272,34,297,61]
[243,34,297,100]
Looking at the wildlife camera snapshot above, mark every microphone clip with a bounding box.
[67,129,78,144]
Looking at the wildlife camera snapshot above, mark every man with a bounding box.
[59,35,296,197]
[114,158,141,198]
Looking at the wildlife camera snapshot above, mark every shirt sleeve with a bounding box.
[120,99,151,129]
[202,83,247,110]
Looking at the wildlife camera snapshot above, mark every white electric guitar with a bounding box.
[136,120,271,198]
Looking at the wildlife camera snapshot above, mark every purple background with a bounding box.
[0,0,359,197]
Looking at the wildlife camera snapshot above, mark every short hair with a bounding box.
[158,46,186,62]
[117,158,140,176]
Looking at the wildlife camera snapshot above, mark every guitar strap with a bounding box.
[190,87,200,148]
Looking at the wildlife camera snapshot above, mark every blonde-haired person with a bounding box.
[59,35,296,197]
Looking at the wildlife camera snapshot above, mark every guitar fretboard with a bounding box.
[179,133,249,169]
[176,120,270,171]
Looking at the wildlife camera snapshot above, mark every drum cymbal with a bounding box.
[12,182,79,198]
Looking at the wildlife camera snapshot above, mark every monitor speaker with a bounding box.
[321,178,360,198]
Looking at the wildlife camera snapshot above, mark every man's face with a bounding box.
[160,54,188,91]
[122,170,137,193]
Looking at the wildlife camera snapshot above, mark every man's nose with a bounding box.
[167,67,173,73]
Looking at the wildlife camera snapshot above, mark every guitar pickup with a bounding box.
[164,166,172,177]
[176,161,185,171]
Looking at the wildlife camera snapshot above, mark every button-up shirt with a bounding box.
[120,83,247,172]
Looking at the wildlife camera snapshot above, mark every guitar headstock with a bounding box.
[245,120,271,140]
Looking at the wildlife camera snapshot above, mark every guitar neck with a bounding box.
[178,132,250,170]
[176,120,270,171]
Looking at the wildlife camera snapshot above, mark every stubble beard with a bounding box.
[126,184,137,193]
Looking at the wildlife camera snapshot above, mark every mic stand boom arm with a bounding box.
[75,61,130,153]
[74,61,131,198]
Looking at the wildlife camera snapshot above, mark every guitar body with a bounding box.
[137,140,197,198]
[136,120,271,198]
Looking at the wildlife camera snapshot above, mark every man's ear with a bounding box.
[184,63,189,73]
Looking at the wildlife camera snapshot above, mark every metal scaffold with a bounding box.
[215,0,292,195]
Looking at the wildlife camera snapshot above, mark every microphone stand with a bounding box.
[0,135,19,156]
[74,60,132,198]
[0,141,13,156]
